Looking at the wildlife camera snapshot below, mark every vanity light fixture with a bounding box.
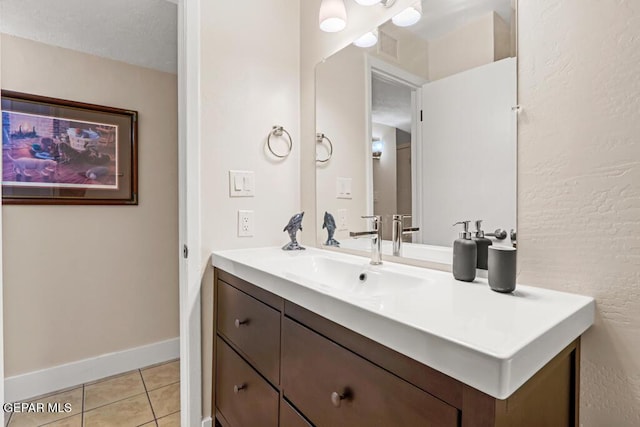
[353,28,379,48]
[320,0,396,33]
[319,0,348,32]
[392,1,423,27]
[372,138,383,159]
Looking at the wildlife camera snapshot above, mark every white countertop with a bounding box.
[212,247,594,399]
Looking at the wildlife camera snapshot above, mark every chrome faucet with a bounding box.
[349,215,383,265]
[392,215,420,257]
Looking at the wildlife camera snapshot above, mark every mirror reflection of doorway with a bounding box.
[371,72,417,241]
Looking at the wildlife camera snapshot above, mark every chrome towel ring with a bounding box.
[267,125,293,158]
[316,133,333,163]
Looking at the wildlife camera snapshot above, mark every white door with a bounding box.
[420,58,517,246]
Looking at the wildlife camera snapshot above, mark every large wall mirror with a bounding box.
[316,0,518,265]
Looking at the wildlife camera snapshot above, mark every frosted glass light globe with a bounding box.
[353,29,379,48]
[319,0,347,32]
[354,0,382,5]
[392,4,422,27]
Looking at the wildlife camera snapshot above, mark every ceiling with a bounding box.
[0,0,177,74]
[372,75,413,133]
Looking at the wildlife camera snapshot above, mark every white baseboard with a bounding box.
[201,416,213,427]
[5,337,180,402]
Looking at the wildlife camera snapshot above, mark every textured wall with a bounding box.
[518,1,640,425]
[2,34,179,375]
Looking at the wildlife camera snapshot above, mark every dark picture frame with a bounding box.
[1,90,138,205]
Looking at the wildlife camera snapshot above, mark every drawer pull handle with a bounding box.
[234,318,248,328]
[234,384,246,394]
[330,391,345,408]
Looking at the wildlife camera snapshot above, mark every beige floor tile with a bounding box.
[139,423,157,427]
[141,361,179,391]
[84,371,145,411]
[41,414,82,427]
[8,388,82,427]
[156,412,180,427]
[148,383,180,419]
[83,393,153,427]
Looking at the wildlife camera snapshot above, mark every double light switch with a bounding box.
[229,170,255,197]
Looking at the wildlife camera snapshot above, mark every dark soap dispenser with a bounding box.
[452,221,477,282]
[473,220,493,270]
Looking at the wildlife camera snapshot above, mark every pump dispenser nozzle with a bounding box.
[453,221,472,239]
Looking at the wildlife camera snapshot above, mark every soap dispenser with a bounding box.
[452,221,477,282]
[473,220,493,270]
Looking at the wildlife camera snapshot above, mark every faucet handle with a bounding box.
[361,215,382,232]
[361,215,381,223]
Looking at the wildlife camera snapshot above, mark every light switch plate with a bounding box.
[229,171,255,197]
[336,177,352,199]
[238,210,254,237]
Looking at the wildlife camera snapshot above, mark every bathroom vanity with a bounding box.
[211,248,594,427]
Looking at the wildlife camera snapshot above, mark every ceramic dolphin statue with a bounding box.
[282,211,305,251]
[322,211,340,247]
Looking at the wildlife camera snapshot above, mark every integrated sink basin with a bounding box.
[279,255,427,298]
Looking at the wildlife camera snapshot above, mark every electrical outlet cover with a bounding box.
[238,210,254,237]
[337,209,348,231]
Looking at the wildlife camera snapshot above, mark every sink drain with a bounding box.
[358,272,367,282]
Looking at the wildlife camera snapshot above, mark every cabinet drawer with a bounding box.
[281,400,313,427]
[216,337,279,427]
[282,318,459,427]
[217,280,280,384]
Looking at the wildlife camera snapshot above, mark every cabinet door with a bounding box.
[282,318,459,427]
[217,280,281,385]
[216,337,279,427]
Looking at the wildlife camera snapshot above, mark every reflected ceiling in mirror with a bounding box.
[316,0,518,265]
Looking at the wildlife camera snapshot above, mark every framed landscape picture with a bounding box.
[1,91,138,205]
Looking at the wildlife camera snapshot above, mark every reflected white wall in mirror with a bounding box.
[316,0,518,264]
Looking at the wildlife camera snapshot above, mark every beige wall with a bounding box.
[316,45,368,243]
[518,1,640,425]
[428,13,496,81]
[1,35,179,376]
[492,12,512,61]
[199,0,301,417]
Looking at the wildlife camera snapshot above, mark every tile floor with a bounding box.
[5,360,180,427]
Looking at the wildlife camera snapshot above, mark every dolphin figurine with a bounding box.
[282,211,305,251]
[322,211,340,247]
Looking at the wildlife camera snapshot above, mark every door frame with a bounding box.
[365,56,427,241]
[0,20,5,426]
[175,0,203,425]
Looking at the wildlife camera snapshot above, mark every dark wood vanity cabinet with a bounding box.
[281,317,459,427]
[213,268,581,427]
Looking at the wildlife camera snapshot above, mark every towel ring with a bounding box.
[316,133,333,163]
[267,125,292,158]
